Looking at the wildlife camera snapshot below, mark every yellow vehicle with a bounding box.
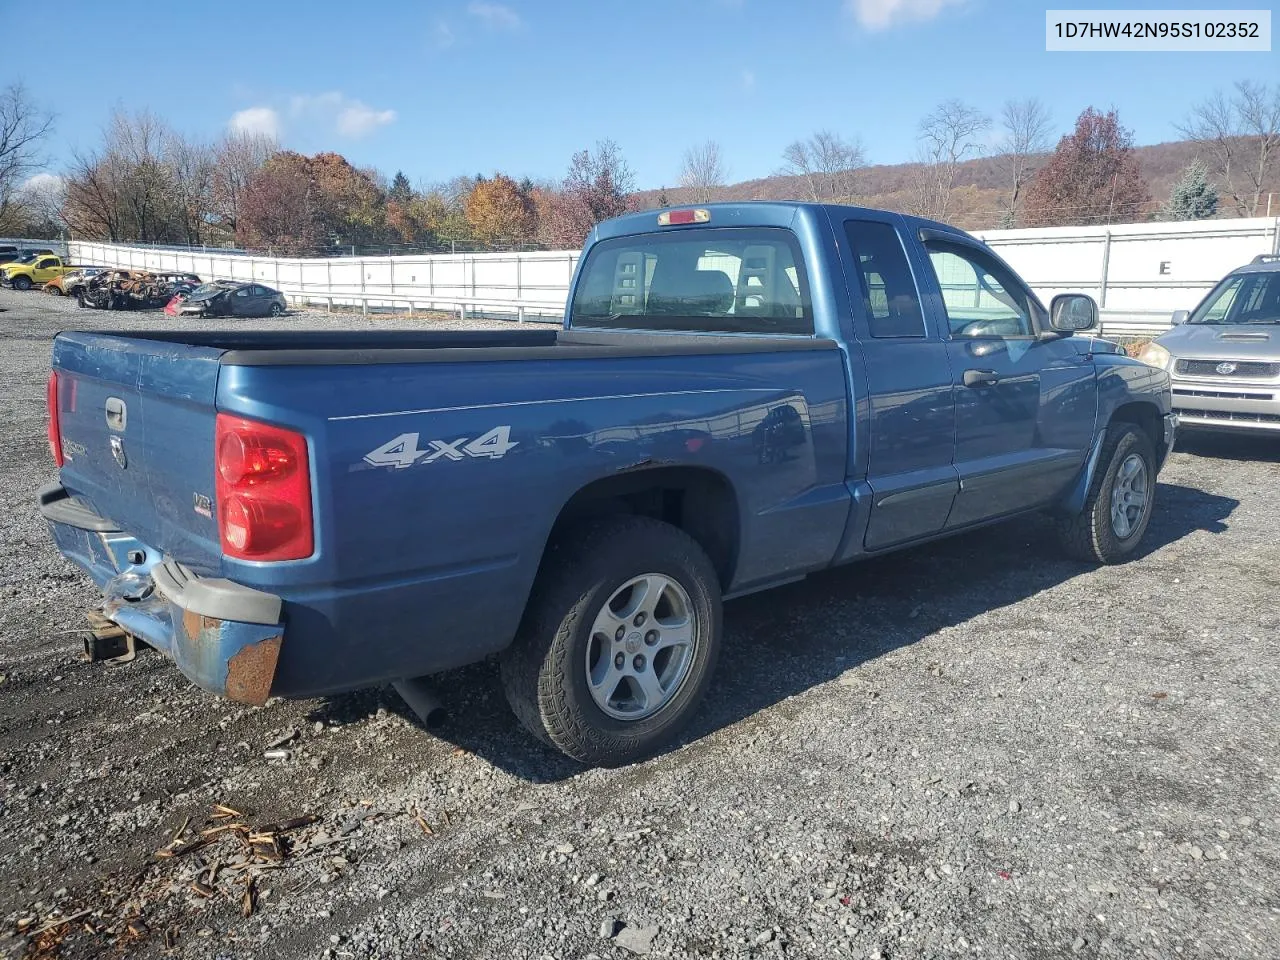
[1,254,77,291]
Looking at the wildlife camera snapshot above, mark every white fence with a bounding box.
[70,215,1280,337]
[67,241,579,323]
[977,217,1280,337]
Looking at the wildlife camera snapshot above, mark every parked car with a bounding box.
[176,281,287,318]
[45,267,105,297]
[1,252,70,289]
[0,247,55,270]
[39,202,1175,766]
[1137,254,1280,433]
[165,280,233,317]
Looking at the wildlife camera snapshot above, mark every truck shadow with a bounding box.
[309,481,1235,783]
[1174,432,1280,464]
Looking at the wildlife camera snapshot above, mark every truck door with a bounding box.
[917,233,1096,527]
[34,257,59,283]
[838,216,958,550]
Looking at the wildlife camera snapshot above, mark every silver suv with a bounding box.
[1138,254,1280,433]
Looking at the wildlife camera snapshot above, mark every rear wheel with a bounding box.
[500,516,722,766]
[1056,423,1156,564]
[268,302,284,316]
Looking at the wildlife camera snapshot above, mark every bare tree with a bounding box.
[909,100,990,221]
[63,147,129,241]
[0,83,54,226]
[995,98,1053,227]
[779,131,864,201]
[1178,80,1280,217]
[678,140,727,203]
[211,131,275,241]
[165,132,217,245]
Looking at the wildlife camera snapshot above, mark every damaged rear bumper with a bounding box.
[38,482,285,705]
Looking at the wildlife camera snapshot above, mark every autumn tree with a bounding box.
[0,83,53,229]
[539,140,635,248]
[994,98,1052,227]
[908,100,989,221]
[779,131,863,202]
[679,141,727,203]
[464,174,535,243]
[239,151,320,253]
[1024,107,1150,226]
[1178,80,1280,217]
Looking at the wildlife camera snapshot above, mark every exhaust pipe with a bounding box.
[392,678,446,727]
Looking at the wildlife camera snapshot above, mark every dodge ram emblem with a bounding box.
[110,435,127,469]
[1216,361,1238,375]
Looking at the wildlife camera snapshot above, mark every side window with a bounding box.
[251,285,269,296]
[234,287,250,298]
[843,220,925,338]
[37,258,56,269]
[925,240,1038,338]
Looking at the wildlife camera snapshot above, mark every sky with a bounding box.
[3,0,1276,191]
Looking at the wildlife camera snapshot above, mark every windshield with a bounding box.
[569,227,812,335]
[1190,271,1280,325]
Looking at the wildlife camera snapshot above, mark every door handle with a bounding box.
[963,368,1001,388]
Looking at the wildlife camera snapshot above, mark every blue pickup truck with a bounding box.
[40,203,1175,765]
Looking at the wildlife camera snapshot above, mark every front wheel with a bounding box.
[12,276,31,291]
[1056,423,1156,564]
[500,516,722,766]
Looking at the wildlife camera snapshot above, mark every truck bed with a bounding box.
[81,328,837,365]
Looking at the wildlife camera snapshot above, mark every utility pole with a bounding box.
[1107,171,1119,224]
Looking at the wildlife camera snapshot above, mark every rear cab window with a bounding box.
[569,227,813,335]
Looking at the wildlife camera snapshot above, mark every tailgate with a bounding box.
[53,332,226,573]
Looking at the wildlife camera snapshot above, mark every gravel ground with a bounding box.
[1,285,1278,960]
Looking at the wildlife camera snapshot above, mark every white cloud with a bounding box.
[20,172,64,196]
[741,69,756,92]
[290,92,397,139]
[846,0,964,30]
[467,2,522,30]
[433,20,456,48]
[229,106,281,138]
[336,102,398,138]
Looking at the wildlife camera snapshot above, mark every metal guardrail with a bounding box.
[282,290,565,323]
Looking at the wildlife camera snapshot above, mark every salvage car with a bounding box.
[39,202,1175,766]
[45,267,105,298]
[77,270,199,310]
[176,281,287,318]
[1137,254,1280,433]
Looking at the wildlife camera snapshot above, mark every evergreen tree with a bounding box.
[1161,161,1219,221]
[389,170,412,203]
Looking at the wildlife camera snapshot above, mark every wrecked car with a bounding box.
[44,267,105,298]
[77,270,202,310]
[176,281,287,318]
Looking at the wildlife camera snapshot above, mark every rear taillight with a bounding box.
[214,413,313,561]
[47,371,64,467]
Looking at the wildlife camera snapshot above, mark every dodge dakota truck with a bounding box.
[40,203,1176,765]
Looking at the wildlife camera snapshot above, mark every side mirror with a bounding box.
[1049,293,1098,333]
[1171,309,1189,325]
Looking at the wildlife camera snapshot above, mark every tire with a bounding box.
[1056,423,1156,564]
[12,275,31,291]
[500,516,723,766]
[45,285,62,296]
[268,302,283,316]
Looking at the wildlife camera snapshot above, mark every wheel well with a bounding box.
[1110,401,1163,457]
[547,467,739,590]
